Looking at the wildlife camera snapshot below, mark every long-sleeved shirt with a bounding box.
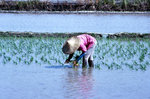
[77,34,96,52]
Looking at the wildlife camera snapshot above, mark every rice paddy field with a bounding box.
[0,34,150,99]
[0,0,150,98]
[0,36,150,71]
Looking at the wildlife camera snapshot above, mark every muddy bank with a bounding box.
[0,31,102,38]
[0,10,150,14]
[0,1,150,11]
[107,33,150,39]
[0,31,150,39]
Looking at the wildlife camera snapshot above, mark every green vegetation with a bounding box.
[94,38,150,71]
[0,36,150,71]
[0,36,66,65]
[0,0,150,11]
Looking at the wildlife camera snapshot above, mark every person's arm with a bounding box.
[74,44,87,63]
[65,53,74,63]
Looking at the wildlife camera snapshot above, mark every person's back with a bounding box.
[77,34,97,52]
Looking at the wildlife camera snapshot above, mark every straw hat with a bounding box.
[62,36,81,54]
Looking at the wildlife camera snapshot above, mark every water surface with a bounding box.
[0,13,150,33]
[0,65,150,99]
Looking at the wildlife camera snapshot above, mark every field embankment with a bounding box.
[0,31,150,39]
[0,0,150,11]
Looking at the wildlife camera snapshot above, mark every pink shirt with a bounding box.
[77,34,96,52]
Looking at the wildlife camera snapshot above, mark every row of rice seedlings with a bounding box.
[0,36,150,70]
[94,38,150,71]
[0,37,66,65]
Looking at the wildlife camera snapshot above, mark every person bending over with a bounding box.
[62,34,97,67]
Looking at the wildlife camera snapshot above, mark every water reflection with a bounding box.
[64,67,94,99]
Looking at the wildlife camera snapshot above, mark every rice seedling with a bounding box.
[122,0,128,10]
[112,0,116,5]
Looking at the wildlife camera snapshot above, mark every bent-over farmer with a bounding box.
[62,34,97,67]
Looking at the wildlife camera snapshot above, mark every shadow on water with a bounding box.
[45,65,74,69]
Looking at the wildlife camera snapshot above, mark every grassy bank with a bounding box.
[0,31,150,39]
[0,31,102,38]
[0,33,150,70]
[0,0,150,11]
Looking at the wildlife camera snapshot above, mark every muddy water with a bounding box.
[0,13,150,33]
[0,65,150,99]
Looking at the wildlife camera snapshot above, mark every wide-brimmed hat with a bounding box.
[62,36,80,54]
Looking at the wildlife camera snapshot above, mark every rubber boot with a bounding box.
[88,60,94,67]
[82,57,87,68]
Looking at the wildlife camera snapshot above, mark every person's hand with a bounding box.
[65,59,70,63]
[73,60,79,66]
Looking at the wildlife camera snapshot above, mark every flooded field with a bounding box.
[0,36,150,70]
[0,13,150,33]
[0,36,150,99]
